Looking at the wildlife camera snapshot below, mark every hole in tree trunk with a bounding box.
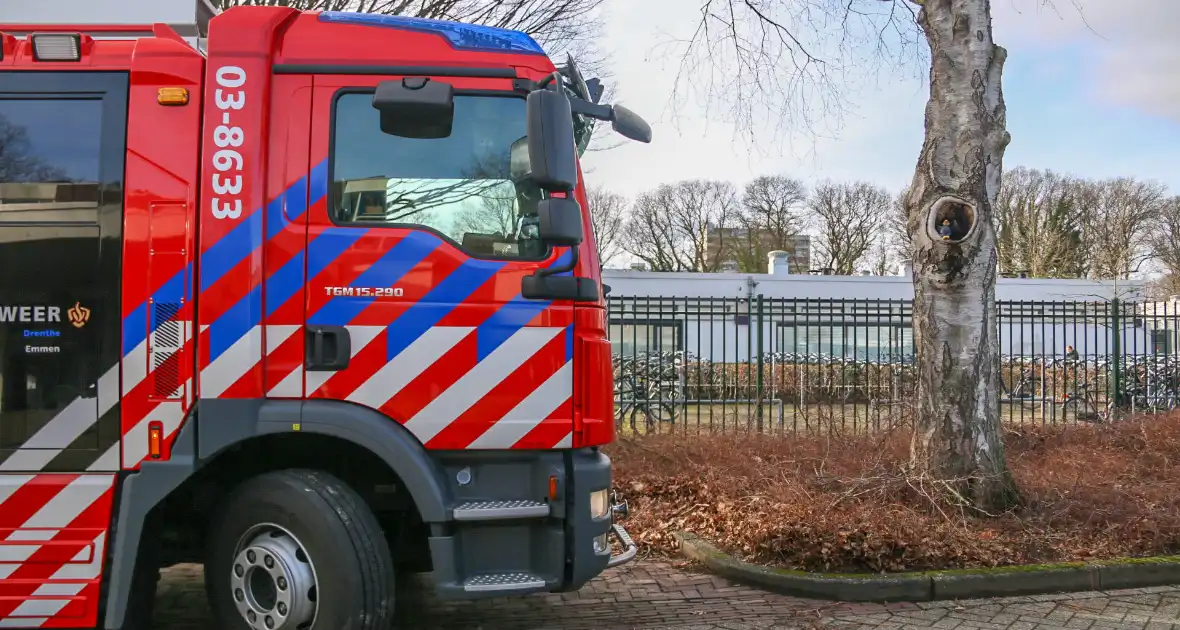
[926,196,977,243]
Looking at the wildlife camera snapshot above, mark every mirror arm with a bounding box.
[568,97,614,122]
[534,245,579,279]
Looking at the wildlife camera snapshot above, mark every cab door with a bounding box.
[302,74,576,450]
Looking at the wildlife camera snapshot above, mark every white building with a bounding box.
[603,254,1155,362]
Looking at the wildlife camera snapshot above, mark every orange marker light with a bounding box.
[148,421,163,459]
[157,87,189,106]
[548,475,558,501]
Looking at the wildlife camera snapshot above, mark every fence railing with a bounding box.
[607,296,1180,434]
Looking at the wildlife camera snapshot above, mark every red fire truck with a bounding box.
[0,1,648,627]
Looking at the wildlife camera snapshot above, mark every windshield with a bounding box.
[331,93,546,260]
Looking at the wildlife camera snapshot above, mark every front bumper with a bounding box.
[607,522,638,568]
[606,490,637,568]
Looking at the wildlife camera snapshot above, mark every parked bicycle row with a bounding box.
[612,350,1180,428]
[611,350,1180,367]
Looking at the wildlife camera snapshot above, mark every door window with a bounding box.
[329,92,548,260]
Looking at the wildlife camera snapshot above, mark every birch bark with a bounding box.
[905,0,1021,511]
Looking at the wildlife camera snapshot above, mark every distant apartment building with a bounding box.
[706,226,811,273]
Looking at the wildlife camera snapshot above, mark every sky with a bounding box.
[579,0,1180,200]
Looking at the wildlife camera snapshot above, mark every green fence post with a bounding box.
[756,294,765,432]
[1111,298,1121,407]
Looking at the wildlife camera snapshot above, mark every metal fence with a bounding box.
[607,296,1180,434]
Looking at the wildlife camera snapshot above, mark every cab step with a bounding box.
[463,571,546,593]
[452,499,550,521]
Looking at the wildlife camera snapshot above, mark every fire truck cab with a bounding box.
[0,1,647,628]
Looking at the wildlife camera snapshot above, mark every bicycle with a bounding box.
[613,352,683,431]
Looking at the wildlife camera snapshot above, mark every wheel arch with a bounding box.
[102,398,450,629]
[199,398,450,523]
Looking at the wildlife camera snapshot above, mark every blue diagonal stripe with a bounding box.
[470,248,580,360]
[308,230,442,326]
[309,160,328,207]
[386,259,505,361]
[207,284,262,364]
[199,210,264,293]
[553,248,574,276]
[475,295,552,361]
[122,264,191,356]
[265,228,366,318]
[565,324,573,361]
[266,175,308,241]
[264,251,305,318]
[307,227,367,279]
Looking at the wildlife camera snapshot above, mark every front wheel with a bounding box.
[205,469,396,630]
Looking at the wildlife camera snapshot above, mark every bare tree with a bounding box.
[662,0,924,144]
[586,187,628,267]
[868,240,892,276]
[809,181,890,275]
[879,186,913,272]
[217,0,606,56]
[1148,197,1180,296]
[993,167,1083,278]
[622,180,739,272]
[671,0,1045,511]
[0,114,69,183]
[1075,176,1167,279]
[730,175,808,273]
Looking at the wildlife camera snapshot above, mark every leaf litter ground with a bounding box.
[607,415,1180,573]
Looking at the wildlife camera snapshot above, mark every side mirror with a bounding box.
[372,77,454,139]
[611,105,652,143]
[526,88,578,191]
[536,198,584,246]
[509,136,531,181]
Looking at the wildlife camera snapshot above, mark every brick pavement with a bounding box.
[152,559,1180,629]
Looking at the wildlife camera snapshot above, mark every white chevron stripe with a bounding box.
[553,432,573,448]
[0,532,106,624]
[306,325,385,395]
[200,326,263,398]
[467,361,573,449]
[0,354,125,472]
[87,442,121,473]
[265,324,300,353]
[122,338,150,396]
[347,326,473,409]
[265,325,304,398]
[0,475,113,580]
[269,367,303,398]
[403,327,563,444]
[0,475,35,508]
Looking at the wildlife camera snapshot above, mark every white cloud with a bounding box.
[990,0,1180,121]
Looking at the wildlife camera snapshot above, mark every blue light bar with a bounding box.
[319,12,546,56]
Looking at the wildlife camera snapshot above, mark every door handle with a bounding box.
[305,325,351,371]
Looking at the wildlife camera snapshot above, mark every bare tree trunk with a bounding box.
[905,0,1020,512]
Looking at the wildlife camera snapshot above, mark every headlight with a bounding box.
[589,489,609,519]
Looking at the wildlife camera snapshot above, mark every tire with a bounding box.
[204,469,395,630]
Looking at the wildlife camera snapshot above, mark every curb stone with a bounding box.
[673,530,1180,603]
